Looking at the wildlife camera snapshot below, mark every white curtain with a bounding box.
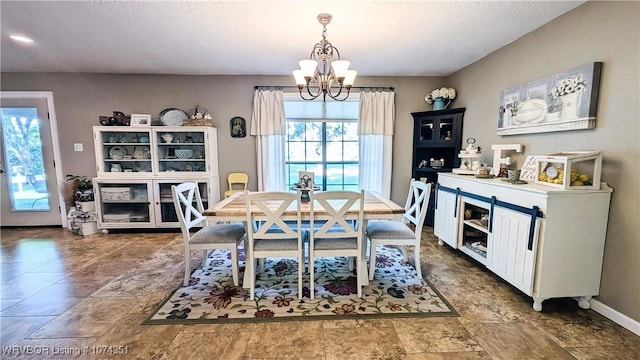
[250,89,286,191]
[359,91,395,198]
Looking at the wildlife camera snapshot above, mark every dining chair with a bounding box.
[309,190,365,299]
[172,182,246,286]
[245,191,304,300]
[224,172,248,198]
[366,179,431,280]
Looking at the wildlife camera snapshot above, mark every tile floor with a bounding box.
[1,226,639,359]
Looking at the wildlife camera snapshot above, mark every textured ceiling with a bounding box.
[0,1,585,77]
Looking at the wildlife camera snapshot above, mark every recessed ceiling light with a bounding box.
[9,34,34,44]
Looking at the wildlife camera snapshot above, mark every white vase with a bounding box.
[560,92,580,121]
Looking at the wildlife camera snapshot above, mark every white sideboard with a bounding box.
[434,173,612,311]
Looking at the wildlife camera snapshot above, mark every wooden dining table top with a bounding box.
[203,190,405,220]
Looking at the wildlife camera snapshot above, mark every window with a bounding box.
[284,95,359,191]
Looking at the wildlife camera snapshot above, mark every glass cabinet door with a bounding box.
[97,129,152,175]
[154,129,207,174]
[154,180,209,226]
[95,181,152,227]
[419,118,436,143]
[437,117,455,143]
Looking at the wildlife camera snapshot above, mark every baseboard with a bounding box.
[590,299,640,336]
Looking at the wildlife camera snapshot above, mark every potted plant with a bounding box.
[65,175,95,212]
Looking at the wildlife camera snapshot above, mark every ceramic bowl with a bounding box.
[175,149,193,159]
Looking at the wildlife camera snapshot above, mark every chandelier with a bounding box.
[293,13,357,102]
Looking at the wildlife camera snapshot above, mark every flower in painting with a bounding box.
[272,295,294,307]
[323,276,357,295]
[407,284,428,295]
[203,285,249,309]
[254,309,275,318]
[385,302,402,311]
[375,254,394,269]
[425,87,457,103]
[166,307,191,320]
[550,75,587,99]
[187,277,200,286]
[332,303,357,315]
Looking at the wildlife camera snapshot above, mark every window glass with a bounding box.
[284,96,359,191]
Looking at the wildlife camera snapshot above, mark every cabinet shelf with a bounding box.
[463,219,489,233]
[157,142,205,146]
[101,199,149,204]
[417,142,457,149]
[159,159,205,162]
[104,159,151,162]
[415,167,453,173]
[459,243,487,265]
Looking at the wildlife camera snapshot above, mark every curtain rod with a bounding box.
[253,85,395,91]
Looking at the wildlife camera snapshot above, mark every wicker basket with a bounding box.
[183,119,214,127]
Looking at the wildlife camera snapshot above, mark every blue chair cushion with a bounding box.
[366,220,414,240]
[190,223,245,244]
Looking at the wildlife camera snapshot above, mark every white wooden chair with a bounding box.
[366,179,431,280]
[309,190,364,298]
[172,182,245,286]
[245,191,304,300]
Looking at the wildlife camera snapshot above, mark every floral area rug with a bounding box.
[143,245,457,324]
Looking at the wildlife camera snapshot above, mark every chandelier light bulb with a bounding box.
[293,70,306,87]
[344,70,357,87]
[331,60,350,80]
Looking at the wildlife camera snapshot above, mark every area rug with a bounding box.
[143,246,457,324]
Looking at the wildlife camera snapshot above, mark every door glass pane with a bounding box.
[439,120,454,142]
[420,119,435,142]
[1,107,49,211]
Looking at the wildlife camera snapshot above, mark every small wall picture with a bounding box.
[130,114,151,127]
[230,116,246,138]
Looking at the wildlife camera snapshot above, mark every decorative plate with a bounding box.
[160,108,188,126]
[513,99,548,125]
[109,146,127,159]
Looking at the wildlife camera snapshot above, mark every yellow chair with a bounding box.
[224,172,249,198]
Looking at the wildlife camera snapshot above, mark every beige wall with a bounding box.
[447,1,640,321]
[0,73,440,203]
[1,1,637,322]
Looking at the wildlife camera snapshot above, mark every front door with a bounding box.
[0,95,62,226]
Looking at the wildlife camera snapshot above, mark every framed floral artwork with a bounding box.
[497,62,602,135]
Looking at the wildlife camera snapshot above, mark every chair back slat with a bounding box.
[172,182,207,239]
[310,190,364,239]
[245,191,302,240]
[403,179,432,231]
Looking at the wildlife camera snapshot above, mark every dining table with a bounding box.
[203,190,405,288]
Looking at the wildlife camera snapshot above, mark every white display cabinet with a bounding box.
[434,173,612,311]
[92,126,221,231]
[94,179,154,229]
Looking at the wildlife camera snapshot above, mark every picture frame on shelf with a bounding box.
[130,114,151,127]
